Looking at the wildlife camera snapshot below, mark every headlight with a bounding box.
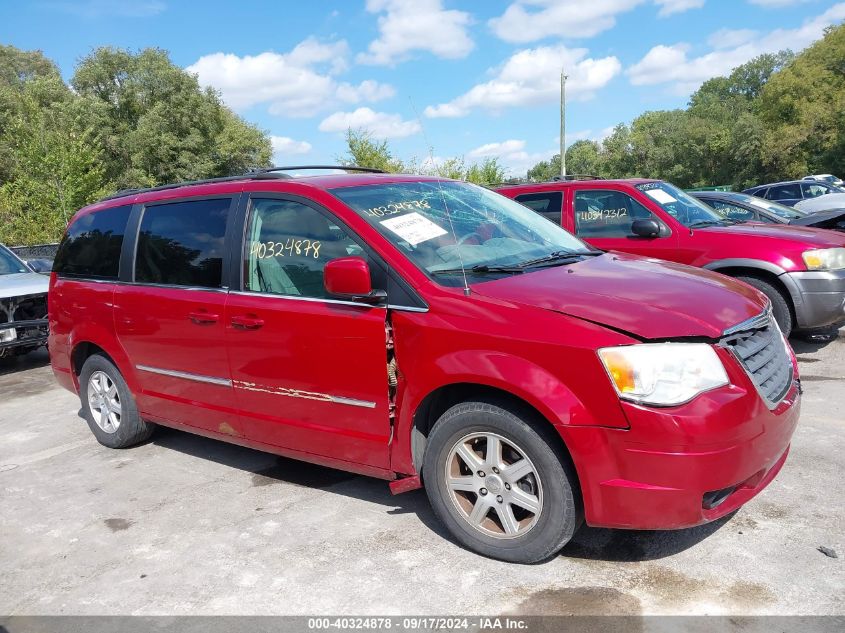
[598,343,729,406]
[802,247,845,270]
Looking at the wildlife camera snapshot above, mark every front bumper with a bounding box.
[0,319,49,350]
[559,352,800,530]
[784,269,845,329]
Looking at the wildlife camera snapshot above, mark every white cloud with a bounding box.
[489,0,641,43]
[488,1,702,43]
[707,28,758,49]
[627,3,845,93]
[424,45,621,118]
[271,136,313,163]
[464,139,553,176]
[187,38,394,118]
[654,0,704,16]
[749,0,809,6]
[318,107,422,139]
[357,0,474,66]
[467,139,527,159]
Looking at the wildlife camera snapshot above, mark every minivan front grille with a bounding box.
[721,310,793,408]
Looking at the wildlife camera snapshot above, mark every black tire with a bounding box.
[736,276,793,337]
[423,400,581,564]
[79,354,154,448]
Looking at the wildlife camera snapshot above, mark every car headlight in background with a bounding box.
[598,343,729,406]
[802,247,845,270]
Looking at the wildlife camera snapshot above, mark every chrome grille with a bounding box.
[721,310,793,408]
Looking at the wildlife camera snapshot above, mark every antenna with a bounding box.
[408,97,471,297]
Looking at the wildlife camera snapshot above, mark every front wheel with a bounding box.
[736,276,794,337]
[423,401,581,563]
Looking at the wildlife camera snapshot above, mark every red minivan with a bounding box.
[496,179,845,338]
[49,168,800,563]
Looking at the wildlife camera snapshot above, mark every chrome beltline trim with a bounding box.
[136,364,232,387]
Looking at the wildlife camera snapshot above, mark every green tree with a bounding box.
[341,128,406,172]
[72,47,271,188]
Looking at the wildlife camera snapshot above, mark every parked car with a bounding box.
[0,243,49,358]
[803,174,844,187]
[496,179,845,337]
[743,179,844,207]
[49,167,800,563]
[794,192,845,215]
[691,190,845,232]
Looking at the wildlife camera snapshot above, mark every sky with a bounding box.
[2,0,844,176]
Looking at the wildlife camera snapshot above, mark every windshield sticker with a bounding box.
[380,212,448,245]
[644,189,677,205]
[363,199,431,218]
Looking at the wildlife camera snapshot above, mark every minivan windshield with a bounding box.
[332,180,595,284]
[636,182,728,228]
[0,245,29,275]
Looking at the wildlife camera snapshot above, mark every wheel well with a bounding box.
[410,383,579,484]
[714,266,795,318]
[70,342,113,376]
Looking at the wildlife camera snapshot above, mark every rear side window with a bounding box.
[53,205,132,280]
[515,192,563,225]
[135,198,230,288]
[767,184,800,200]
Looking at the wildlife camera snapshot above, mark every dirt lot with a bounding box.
[1,333,843,616]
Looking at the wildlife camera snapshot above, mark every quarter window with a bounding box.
[514,192,563,225]
[573,190,659,238]
[53,204,131,280]
[135,198,230,288]
[244,198,365,299]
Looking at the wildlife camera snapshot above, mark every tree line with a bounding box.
[2,22,844,245]
[529,24,845,188]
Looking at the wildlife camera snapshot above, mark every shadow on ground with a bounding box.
[0,346,49,376]
[151,425,732,564]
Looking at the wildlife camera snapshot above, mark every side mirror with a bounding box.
[631,219,661,238]
[324,256,386,305]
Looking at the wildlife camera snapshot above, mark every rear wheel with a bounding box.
[736,276,793,337]
[79,354,154,448]
[423,400,581,563]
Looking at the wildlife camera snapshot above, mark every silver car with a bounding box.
[0,244,49,358]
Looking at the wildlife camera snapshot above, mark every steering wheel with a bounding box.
[456,232,483,246]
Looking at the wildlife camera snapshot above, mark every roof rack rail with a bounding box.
[250,165,387,174]
[550,174,605,181]
[100,165,387,201]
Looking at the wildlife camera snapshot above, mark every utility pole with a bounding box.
[560,69,567,180]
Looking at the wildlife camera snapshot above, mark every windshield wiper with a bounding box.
[515,250,602,269]
[431,264,524,276]
[687,220,722,229]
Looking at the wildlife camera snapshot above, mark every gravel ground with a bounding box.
[0,332,842,617]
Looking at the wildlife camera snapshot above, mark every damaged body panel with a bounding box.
[0,246,50,357]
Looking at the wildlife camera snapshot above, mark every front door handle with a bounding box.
[231,315,265,330]
[188,310,219,325]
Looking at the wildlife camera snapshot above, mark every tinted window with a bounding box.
[767,184,801,200]
[515,192,563,225]
[574,190,659,237]
[53,205,131,279]
[135,198,230,288]
[244,198,364,298]
[801,182,829,199]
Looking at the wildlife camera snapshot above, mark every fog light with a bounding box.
[0,328,17,343]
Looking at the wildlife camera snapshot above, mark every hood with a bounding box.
[0,272,50,299]
[697,222,845,246]
[795,193,845,214]
[472,252,768,340]
[789,208,845,230]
